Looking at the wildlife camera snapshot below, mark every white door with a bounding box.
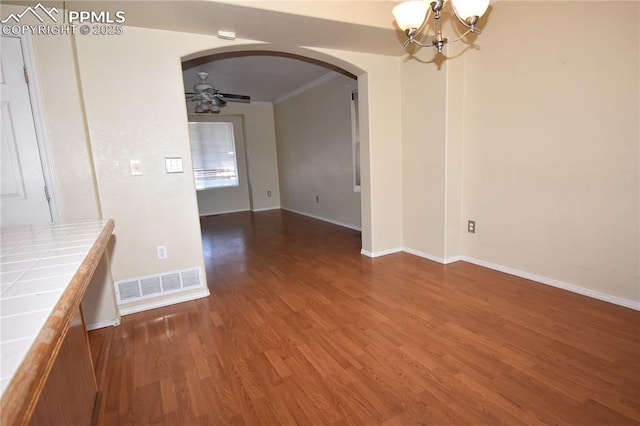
[1,36,52,227]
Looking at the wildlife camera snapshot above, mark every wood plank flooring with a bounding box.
[92,210,640,425]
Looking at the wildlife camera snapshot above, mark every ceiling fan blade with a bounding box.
[219,93,251,103]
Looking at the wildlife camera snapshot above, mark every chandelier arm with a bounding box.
[406,38,437,48]
[453,14,482,35]
[447,28,474,45]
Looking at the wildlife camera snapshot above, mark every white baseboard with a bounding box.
[460,256,640,311]
[360,247,403,258]
[444,255,464,264]
[281,207,361,231]
[119,288,211,316]
[200,208,249,217]
[402,247,446,264]
[86,317,121,331]
[251,206,280,212]
[398,247,639,311]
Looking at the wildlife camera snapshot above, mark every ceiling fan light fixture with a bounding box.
[185,71,250,112]
[211,97,226,107]
[194,101,209,113]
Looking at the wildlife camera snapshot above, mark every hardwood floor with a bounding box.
[93,210,640,425]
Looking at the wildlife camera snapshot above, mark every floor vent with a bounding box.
[114,267,204,305]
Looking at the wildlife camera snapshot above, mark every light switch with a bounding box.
[165,157,184,174]
[130,160,143,176]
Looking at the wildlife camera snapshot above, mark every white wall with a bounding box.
[274,73,361,230]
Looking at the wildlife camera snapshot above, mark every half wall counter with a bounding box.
[0,219,114,425]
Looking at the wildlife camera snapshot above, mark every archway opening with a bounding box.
[181,45,371,253]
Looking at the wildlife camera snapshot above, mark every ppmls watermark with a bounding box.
[1,3,125,36]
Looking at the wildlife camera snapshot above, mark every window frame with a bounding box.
[188,119,240,191]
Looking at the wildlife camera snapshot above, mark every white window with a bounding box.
[188,121,239,190]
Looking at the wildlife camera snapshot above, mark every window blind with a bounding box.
[188,121,239,190]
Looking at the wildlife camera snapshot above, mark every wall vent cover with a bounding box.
[162,273,181,292]
[114,267,204,305]
[117,280,141,301]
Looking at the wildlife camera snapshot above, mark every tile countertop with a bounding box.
[0,219,113,396]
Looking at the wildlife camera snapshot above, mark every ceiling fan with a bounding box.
[185,71,250,113]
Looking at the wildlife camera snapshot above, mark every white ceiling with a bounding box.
[58,1,490,106]
[183,54,349,103]
[69,1,405,56]
[94,0,396,106]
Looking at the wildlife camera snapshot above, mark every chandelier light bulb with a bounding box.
[450,0,490,22]
[392,0,489,53]
[392,0,428,32]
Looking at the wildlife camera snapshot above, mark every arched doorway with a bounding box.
[181,44,372,252]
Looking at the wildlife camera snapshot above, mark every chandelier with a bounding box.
[392,0,490,53]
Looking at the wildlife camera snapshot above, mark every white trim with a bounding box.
[459,256,640,311]
[445,255,464,264]
[402,247,446,264]
[86,317,121,331]
[281,207,361,231]
[371,247,639,311]
[360,247,403,258]
[398,247,640,311]
[200,208,250,217]
[118,288,210,316]
[273,71,340,104]
[251,206,280,212]
[11,33,62,221]
[367,247,462,265]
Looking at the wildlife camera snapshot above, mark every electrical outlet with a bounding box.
[157,245,167,260]
[467,220,476,233]
[315,195,319,203]
[267,190,272,197]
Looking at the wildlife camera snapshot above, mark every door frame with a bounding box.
[5,32,61,222]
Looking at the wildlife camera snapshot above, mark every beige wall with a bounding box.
[219,102,282,212]
[274,73,361,229]
[70,27,405,304]
[459,1,639,302]
[311,48,403,253]
[72,26,219,304]
[6,0,637,320]
[399,2,638,305]
[184,94,282,214]
[401,54,447,259]
[400,20,466,262]
[183,44,404,254]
